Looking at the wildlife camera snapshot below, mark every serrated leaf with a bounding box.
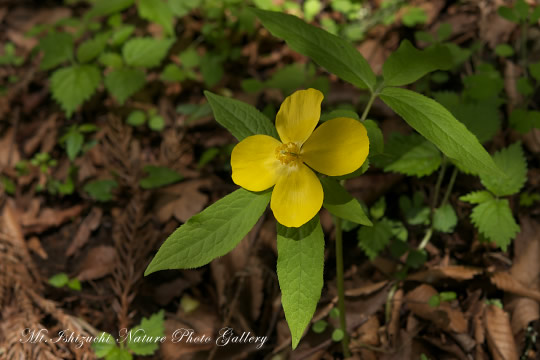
[137,0,174,35]
[127,310,165,355]
[380,87,505,181]
[277,216,324,349]
[65,130,84,161]
[89,0,134,17]
[459,190,493,204]
[470,198,520,251]
[358,218,393,259]
[39,32,73,70]
[382,40,452,87]
[481,142,527,196]
[433,203,458,233]
[98,52,124,68]
[105,347,132,360]
[145,189,270,274]
[364,120,383,156]
[251,8,376,91]
[123,37,174,68]
[372,132,441,177]
[84,179,118,202]
[77,33,108,63]
[463,72,504,101]
[51,65,101,118]
[92,332,116,357]
[205,91,279,141]
[320,178,372,226]
[139,165,182,189]
[104,67,145,105]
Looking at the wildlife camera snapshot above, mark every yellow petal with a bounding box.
[276,88,324,145]
[302,117,369,176]
[270,165,323,228]
[231,135,282,191]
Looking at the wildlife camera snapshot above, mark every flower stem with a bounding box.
[440,167,458,207]
[360,93,377,122]
[334,216,351,358]
[430,157,447,213]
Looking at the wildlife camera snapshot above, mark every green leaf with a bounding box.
[531,6,540,24]
[428,295,440,307]
[481,142,527,197]
[498,6,519,23]
[127,310,165,355]
[463,72,504,101]
[148,115,165,131]
[470,198,520,251]
[433,203,458,233]
[372,132,441,177]
[105,347,132,360]
[399,192,430,225]
[509,109,540,134]
[402,7,427,27]
[111,25,135,46]
[494,44,514,57]
[169,0,201,16]
[77,33,109,63]
[370,197,385,220]
[515,0,529,21]
[123,37,174,68]
[65,129,84,161]
[516,77,534,96]
[364,120,383,156]
[528,61,540,82]
[126,110,146,126]
[161,64,185,82]
[277,216,324,349]
[179,47,199,68]
[0,176,15,195]
[89,0,134,17]
[382,40,452,87]
[139,165,182,189]
[39,32,73,70]
[332,328,344,342]
[205,91,279,141]
[321,178,372,226]
[358,218,393,259]
[380,87,505,180]
[440,291,457,302]
[406,249,427,268]
[436,23,452,42]
[145,188,270,273]
[459,190,493,204]
[104,67,145,105]
[312,320,328,334]
[98,52,124,68]
[137,0,174,35]
[92,332,116,357]
[200,53,224,87]
[49,273,69,287]
[51,65,101,118]
[251,8,376,91]
[84,179,118,202]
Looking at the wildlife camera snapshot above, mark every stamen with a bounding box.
[275,142,302,166]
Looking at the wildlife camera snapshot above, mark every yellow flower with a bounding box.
[231,88,369,228]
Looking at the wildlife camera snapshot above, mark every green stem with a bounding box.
[360,93,377,122]
[418,227,433,250]
[440,167,458,207]
[334,216,351,358]
[431,157,447,212]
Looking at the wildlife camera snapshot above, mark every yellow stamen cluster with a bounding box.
[275,142,302,166]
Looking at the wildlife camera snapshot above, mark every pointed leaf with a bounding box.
[481,142,527,197]
[137,0,174,35]
[127,310,165,355]
[51,65,101,118]
[321,178,372,226]
[104,67,146,105]
[471,198,519,251]
[277,216,324,349]
[122,37,174,68]
[39,32,73,70]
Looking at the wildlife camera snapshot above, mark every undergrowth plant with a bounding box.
[144,5,533,354]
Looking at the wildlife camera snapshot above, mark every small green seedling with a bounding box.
[48,273,81,291]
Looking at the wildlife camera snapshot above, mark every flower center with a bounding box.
[275,142,302,166]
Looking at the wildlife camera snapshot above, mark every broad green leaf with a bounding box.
[498,6,519,23]
[364,120,383,156]
[127,310,165,355]
[98,52,124,68]
[380,87,505,180]
[459,190,493,204]
[145,188,270,273]
[509,109,540,134]
[494,44,514,57]
[204,91,279,141]
[372,132,441,177]
[104,67,146,105]
[84,179,118,202]
[105,347,132,360]
[514,0,529,21]
[529,61,540,81]
[77,33,109,63]
[89,0,134,17]
[139,165,182,189]
[39,32,73,70]
[126,110,146,126]
[470,198,520,251]
[137,0,174,35]
[92,332,116,357]
[382,40,452,87]
[251,8,376,91]
[200,53,224,87]
[65,130,84,161]
[463,72,504,101]
[481,142,527,197]
[433,203,458,233]
[161,64,185,82]
[111,25,135,46]
[277,216,324,349]
[320,178,372,226]
[402,7,427,27]
[358,218,393,259]
[179,47,199,68]
[50,65,101,118]
[123,37,174,68]
[48,273,69,287]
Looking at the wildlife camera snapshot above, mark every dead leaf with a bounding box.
[1,200,25,249]
[0,128,20,168]
[490,272,540,302]
[21,204,84,234]
[508,297,539,335]
[27,236,47,259]
[407,265,483,283]
[66,207,103,257]
[388,288,403,347]
[76,246,117,281]
[484,304,518,360]
[154,180,210,223]
[405,284,468,333]
[345,280,389,297]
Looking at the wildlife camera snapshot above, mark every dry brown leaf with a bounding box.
[474,304,488,360]
[405,284,468,333]
[154,180,210,223]
[511,216,540,286]
[407,265,482,283]
[76,245,117,281]
[0,128,20,168]
[27,236,47,259]
[508,297,539,335]
[484,304,518,360]
[345,280,389,297]
[490,272,540,302]
[21,204,84,234]
[388,288,403,347]
[351,315,380,360]
[66,207,102,257]
[1,200,25,249]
